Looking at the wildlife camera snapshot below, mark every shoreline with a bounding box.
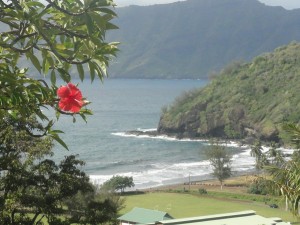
[91,133,295,191]
[95,131,295,191]
[120,129,265,149]
[137,169,257,192]
[114,130,248,147]
[122,129,297,151]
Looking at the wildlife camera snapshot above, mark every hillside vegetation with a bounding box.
[107,0,300,79]
[158,42,300,143]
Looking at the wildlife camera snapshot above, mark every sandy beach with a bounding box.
[141,171,258,194]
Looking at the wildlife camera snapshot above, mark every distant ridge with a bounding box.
[107,0,300,79]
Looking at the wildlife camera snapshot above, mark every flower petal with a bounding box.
[58,99,72,112]
[57,85,70,98]
[57,83,84,113]
[70,102,83,113]
[59,98,83,113]
[71,89,83,101]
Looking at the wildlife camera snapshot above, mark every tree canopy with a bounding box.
[205,143,232,190]
[263,124,300,217]
[0,0,120,224]
[101,175,135,193]
[0,0,118,147]
[158,42,300,143]
[0,115,123,224]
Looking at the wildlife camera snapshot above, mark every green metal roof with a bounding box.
[118,207,173,224]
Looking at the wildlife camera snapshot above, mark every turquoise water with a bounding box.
[52,79,255,189]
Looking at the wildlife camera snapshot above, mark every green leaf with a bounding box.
[93,59,107,80]
[49,131,69,150]
[27,52,41,73]
[57,68,71,82]
[105,21,119,30]
[80,113,87,123]
[51,70,56,85]
[88,12,106,30]
[94,7,117,17]
[84,14,94,35]
[26,1,45,8]
[77,64,84,81]
[46,53,55,68]
[80,108,93,115]
[88,61,96,81]
[50,130,65,134]
[94,65,105,81]
[55,44,67,50]
[42,57,50,74]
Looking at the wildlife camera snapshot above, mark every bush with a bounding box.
[198,188,208,195]
[247,180,269,195]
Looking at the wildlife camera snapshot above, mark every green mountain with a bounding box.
[107,0,300,79]
[157,42,300,143]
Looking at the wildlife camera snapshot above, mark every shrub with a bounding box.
[247,180,269,195]
[198,188,208,195]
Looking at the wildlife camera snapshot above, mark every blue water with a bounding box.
[52,79,255,189]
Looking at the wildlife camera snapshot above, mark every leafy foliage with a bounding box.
[159,42,300,143]
[198,188,208,195]
[263,123,300,217]
[246,124,300,217]
[101,175,135,193]
[0,115,123,224]
[0,0,120,223]
[247,179,270,195]
[0,0,118,147]
[250,140,265,171]
[205,143,232,190]
[265,160,300,217]
[0,116,84,224]
[64,190,124,224]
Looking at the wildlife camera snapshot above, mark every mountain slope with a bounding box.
[157,42,300,143]
[107,0,300,79]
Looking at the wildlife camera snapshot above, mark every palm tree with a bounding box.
[267,142,284,167]
[250,140,265,172]
[264,123,300,217]
[282,123,300,149]
[265,160,300,216]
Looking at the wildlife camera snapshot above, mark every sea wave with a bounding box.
[90,153,294,189]
[89,148,256,189]
[111,129,249,147]
[111,131,210,142]
[91,128,295,190]
[90,159,149,170]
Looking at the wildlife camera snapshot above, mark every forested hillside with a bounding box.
[158,42,300,143]
[107,0,300,79]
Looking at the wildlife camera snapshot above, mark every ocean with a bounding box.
[52,78,260,189]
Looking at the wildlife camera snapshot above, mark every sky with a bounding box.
[115,0,300,9]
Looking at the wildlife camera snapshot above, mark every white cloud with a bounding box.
[115,0,300,9]
[115,0,185,7]
[258,0,300,9]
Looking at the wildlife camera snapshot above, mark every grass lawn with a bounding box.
[120,191,300,224]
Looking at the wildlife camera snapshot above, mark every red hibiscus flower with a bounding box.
[57,83,83,113]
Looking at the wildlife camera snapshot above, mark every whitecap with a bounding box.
[111,131,209,142]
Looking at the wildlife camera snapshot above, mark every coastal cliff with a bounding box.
[157,42,300,143]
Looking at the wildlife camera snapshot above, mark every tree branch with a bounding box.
[44,21,88,39]
[39,30,91,64]
[45,0,87,16]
